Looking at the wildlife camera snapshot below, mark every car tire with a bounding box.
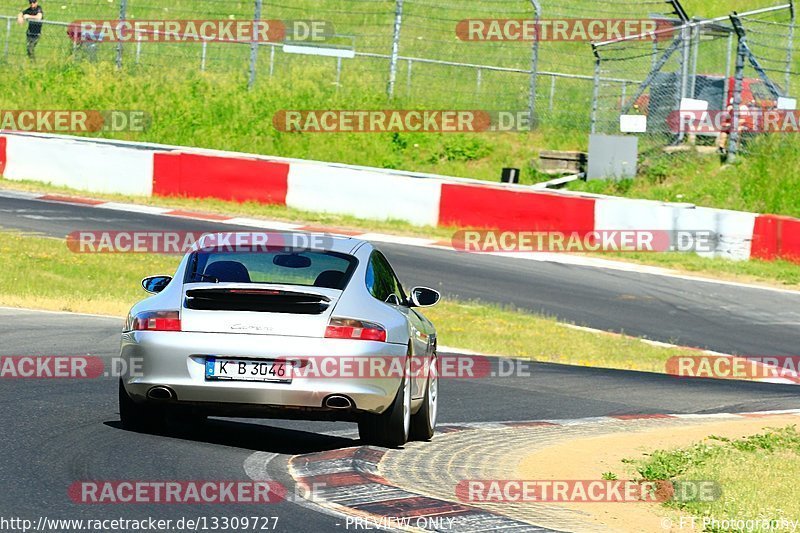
[118,379,162,432]
[410,353,438,441]
[358,355,411,448]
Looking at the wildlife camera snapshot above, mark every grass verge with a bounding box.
[597,251,800,289]
[3,177,800,291]
[568,137,800,219]
[627,426,800,531]
[0,231,699,374]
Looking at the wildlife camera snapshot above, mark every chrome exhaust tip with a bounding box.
[147,386,176,401]
[324,395,354,409]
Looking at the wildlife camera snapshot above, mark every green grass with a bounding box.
[423,299,696,372]
[0,231,700,373]
[0,62,574,183]
[628,426,800,531]
[570,137,800,218]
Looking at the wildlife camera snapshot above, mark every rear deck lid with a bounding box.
[181,283,341,337]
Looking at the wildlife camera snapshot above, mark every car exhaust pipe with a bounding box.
[147,386,176,401]
[324,395,354,409]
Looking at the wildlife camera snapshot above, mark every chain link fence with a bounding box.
[591,3,799,157]
[0,0,693,134]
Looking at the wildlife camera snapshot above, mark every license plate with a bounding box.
[205,357,292,383]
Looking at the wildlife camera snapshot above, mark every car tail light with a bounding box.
[325,317,386,342]
[131,310,181,332]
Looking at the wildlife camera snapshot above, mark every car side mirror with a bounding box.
[409,287,440,308]
[142,275,172,294]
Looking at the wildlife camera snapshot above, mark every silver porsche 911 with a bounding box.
[118,232,440,447]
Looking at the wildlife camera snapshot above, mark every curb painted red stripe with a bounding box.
[611,414,677,420]
[153,152,289,205]
[503,421,560,428]
[165,209,233,221]
[438,183,596,231]
[40,194,106,206]
[298,225,363,236]
[296,473,373,489]
[0,136,6,176]
[352,496,475,518]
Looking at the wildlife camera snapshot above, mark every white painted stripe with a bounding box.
[0,306,122,320]
[94,202,171,215]
[223,217,304,231]
[760,378,799,384]
[0,190,42,200]
[541,416,613,426]
[438,345,486,356]
[431,247,685,274]
[356,232,439,247]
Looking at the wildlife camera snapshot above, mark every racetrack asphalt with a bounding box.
[2,193,800,531]
[2,307,800,532]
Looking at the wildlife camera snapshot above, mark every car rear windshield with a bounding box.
[184,248,358,290]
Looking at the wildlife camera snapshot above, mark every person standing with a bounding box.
[17,0,43,60]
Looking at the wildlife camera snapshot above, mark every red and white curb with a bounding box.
[6,188,800,295]
[287,447,550,532]
[279,410,800,532]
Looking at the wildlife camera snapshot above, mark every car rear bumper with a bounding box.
[120,331,407,415]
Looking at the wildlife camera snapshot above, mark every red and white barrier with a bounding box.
[595,198,757,261]
[286,162,442,226]
[1,134,154,196]
[438,182,596,232]
[153,152,289,205]
[1,131,799,264]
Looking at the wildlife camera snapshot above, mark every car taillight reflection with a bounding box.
[131,310,182,332]
[325,317,386,342]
